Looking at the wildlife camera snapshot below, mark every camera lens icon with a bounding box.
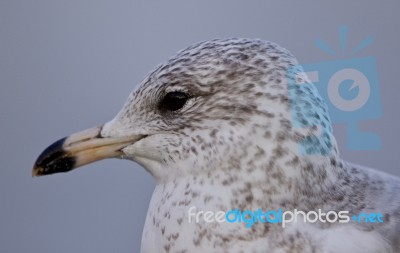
[288,57,382,151]
[327,68,371,112]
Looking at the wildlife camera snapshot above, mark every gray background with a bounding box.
[1,1,399,252]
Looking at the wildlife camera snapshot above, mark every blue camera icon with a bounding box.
[287,26,382,154]
[303,57,382,151]
[288,57,382,153]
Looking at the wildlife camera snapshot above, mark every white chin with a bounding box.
[122,140,166,180]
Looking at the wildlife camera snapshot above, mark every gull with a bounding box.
[33,38,400,253]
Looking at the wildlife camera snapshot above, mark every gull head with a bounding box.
[33,38,336,182]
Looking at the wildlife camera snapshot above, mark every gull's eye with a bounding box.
[159,91,189,112]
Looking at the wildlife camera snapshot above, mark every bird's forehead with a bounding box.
[133,39,296,97]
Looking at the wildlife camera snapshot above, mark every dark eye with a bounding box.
[159,91,189,112]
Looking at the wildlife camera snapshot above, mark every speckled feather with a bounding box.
[100,38,400,253]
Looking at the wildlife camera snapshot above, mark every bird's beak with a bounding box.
[32,126,145,177]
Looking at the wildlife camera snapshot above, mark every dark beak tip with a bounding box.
[32,137,76,177]
[35,137,67,164]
